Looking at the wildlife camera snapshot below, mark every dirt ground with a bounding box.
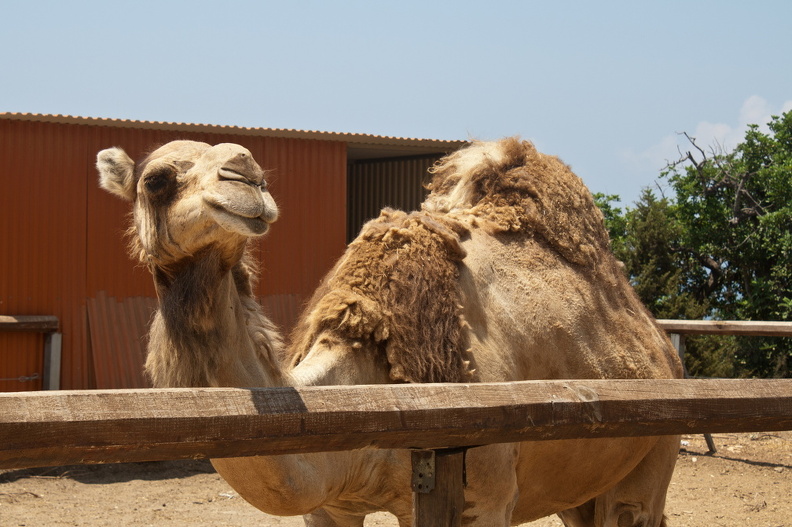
[1,432,789,527]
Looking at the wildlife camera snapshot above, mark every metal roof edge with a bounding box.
[0,112,467,150]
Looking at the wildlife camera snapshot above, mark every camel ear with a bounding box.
[313,292,390,342]
[97,147,136,201]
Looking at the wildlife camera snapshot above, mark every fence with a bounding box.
[1,319,790,525]
[657,319,792,453]
[0,315,61,390]
[657,320,792,337]
[1,377,791,526]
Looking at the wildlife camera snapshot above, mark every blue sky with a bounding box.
[3,0,790,205]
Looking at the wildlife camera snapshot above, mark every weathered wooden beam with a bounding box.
[0,379,790,469]
[657,319,792,337]
[0,315,59,333]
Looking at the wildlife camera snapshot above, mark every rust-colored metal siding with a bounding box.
[86,294,156,389]
[1,119,90,390]
[0,334,43,391]
[1,118,347,390]
[346,155,441,241]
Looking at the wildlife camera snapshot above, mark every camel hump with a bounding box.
[424,137,611,268]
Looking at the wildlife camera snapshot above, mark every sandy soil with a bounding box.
[1,432,789,527]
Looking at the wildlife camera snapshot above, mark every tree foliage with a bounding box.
[597,111,792,378]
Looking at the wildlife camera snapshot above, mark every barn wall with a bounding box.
[1,119,90,390]
[0,118,347,390]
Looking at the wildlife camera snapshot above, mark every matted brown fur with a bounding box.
[424,137,611,268]
[289,209,474,383]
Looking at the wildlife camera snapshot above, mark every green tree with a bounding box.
[596,113,792,377]
[596,191,700,318]
[594,193,627,257]
[663,112,792,377]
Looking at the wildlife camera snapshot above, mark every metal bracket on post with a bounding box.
[411,448,468,527]
[411,450,435,494]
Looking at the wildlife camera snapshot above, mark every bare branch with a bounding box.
[684,131,708,162]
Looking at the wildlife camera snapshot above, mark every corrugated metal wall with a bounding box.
[346,155,441,241]
[1,119,91,390]
[0,334,43,391]
[1,118,347,390]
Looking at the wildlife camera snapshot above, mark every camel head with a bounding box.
[288,210,474,386]
[97,140,278,268]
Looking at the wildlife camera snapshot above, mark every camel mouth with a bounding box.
[206,201,273,236]
[218,167,256,184]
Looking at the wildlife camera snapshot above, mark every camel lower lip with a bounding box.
[245,217,269,234]
[232,213,269,235]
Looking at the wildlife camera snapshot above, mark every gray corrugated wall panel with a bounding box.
[347,156,441,242]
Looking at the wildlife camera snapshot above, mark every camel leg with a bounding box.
[557,498,595,526]
[457,443,520,526]
[302,508,364,527]
[557,436,679,527]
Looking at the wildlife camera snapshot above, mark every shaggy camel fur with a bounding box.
[289,209,472,383]
[99,138,682,527]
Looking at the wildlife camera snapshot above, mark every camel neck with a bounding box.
[144,254,354,517]
[145,251,284,388]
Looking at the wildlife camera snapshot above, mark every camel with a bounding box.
[98,138,682,527]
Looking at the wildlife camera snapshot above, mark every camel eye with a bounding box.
[144,168,172,194]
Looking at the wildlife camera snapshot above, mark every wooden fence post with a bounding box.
[669,332,718,454]
[43,332,62,390]
[412,449,466,527]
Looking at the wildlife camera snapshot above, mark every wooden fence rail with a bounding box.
[656,319,792,453]
[1,378,790,470]
[0,315,59,332]
[656,319,792,336]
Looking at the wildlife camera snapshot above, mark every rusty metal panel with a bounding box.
[0,334,43,391]
[253,137,348,296]
[0,118,89,390]
[347,155,441,241]
[86,293,156,389]
[259,294,305,336]
[0,112,468,156]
